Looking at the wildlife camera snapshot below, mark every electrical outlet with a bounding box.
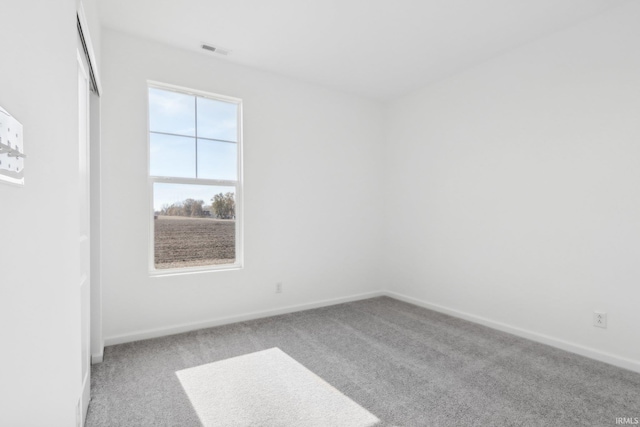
[275,282,283,294]
[593,311,607,328]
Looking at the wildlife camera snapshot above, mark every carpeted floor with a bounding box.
[86,297,640,426]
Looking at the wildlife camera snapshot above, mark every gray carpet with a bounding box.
[86,297,640,426]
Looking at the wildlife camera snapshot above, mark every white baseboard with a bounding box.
[91,350,104,364]
[384,290,640,374]
[104,290,385,347]
[101,289,640,374]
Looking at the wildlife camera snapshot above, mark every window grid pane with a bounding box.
[148,87,196,137]
[197,96,238,142]
[149,91,239,181]
[149,133,196,178]
[196,139,237,181]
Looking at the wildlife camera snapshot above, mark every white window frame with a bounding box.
[147,80,243,275]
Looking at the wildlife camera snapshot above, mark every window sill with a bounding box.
[149,263,243,277]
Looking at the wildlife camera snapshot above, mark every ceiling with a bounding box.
[97,0,624,101]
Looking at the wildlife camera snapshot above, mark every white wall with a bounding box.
[100,30,385,343]
[0,0,81,425]
[385,3,640,370]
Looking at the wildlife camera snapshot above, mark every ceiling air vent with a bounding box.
[201,43,230,56]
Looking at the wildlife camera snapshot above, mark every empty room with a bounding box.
[1,0,639,426]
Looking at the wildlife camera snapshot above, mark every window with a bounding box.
[148,82,242,273]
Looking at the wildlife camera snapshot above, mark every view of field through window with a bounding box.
[154,183,236,269]
[149,86,240,270]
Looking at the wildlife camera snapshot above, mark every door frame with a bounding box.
[77,0,103,366]
[77,3,103,425]
[77,48,91,426]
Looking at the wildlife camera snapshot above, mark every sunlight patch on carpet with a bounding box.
[176,347,380,427]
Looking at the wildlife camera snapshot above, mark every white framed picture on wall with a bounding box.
[0,106,25,186]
